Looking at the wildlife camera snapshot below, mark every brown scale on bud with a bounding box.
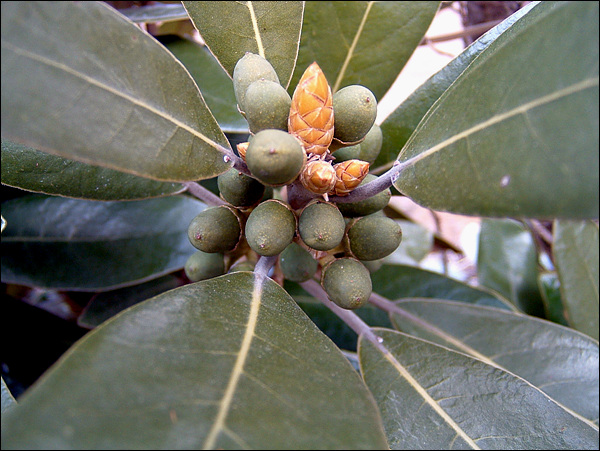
[288,62,334,157]
[300,159,337,195]
[236,142,249,162]
[330,159,370,196]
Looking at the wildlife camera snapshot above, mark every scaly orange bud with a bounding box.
[288,62,334,157]
[236,141,249,162]
[300,160,337,195]
[330,159,370,196]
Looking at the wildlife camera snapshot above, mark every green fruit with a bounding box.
[217,168,265,207]
[244,79,292,134]
[336,174,391,218]
[188,206,242,253]
[321,258,372,310]
[357,124,383,164]
[348,215,402,261]
[245,200,297,256]
[233,52,279,112]
[245,129,306,186]
[228,260,256,273]
[298,201,345,251]
[360,259,384,273]
[279,242,318,282]
[333,85,377,144]
[332,143,361,162]
[184,251,225,282]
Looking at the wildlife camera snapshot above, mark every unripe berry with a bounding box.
[188,206,242,253]
[245,200,297,256]
[347,215,402,261]
[280,242,318,282]
[332,85,377,145]
[321,258,372,309]
[244,79,292,134]
[185,251,225,282]
[233,52,279,112]
[298,200,345,251]
[217,168,265,208]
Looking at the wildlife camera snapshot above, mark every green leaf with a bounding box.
[359,328,599,450]
[394,1,599,219]
[383,219,433,265]
[1,194,204,291]
[1,139,185,201]
[183,1,304,89]
[376,1,537,170]
[477,219,544,316]
[291,1,439,100]
[118,3,189,23]
[538,272,570,326]
[371,264,516,311]
[553,220,599,340]
[388,299,599,426]
[1,377,17,414]
[164,38,248,134]
[1,273,388,449]
[0,2,231,182]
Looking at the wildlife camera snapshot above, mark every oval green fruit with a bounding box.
[245,129,306,186]
[228,260,256,273]
[336,174,391,218]
[348,215,402,261]
[280,242,318,282]
[245,200,297,256]
[217,168,265,207]
[321,258,372,310]
[244,79,292,134]
[357,124,383,164]
[233,52,279,112]
[298,201,345,251]
[187,206,242,253]
[333,85,377,144]
[185,251,225,282]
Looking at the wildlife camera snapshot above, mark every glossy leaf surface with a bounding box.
[359,328,599,449]
[394,1,599,219]
[553,220,599,340]
[538,272,569,326]
[1,194,204,291]
[1,377,16,414]
[0,2,231,182]
[183,1,304,89]
[389,299,599,425]
[118,2,188,23]
[1,139,184,201]
[1,273,388,449]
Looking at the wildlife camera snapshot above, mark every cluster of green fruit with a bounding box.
[184,53,402,310]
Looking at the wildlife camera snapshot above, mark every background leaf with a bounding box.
[538,272,570,326]
[359,328,599,450]
[291,1,439,100]
[553,219,599,340]
[1,377,17,414]
[183,1,304,89]
[118,2,189,23]
[1,139,184,201]
[1,273,388,449]
[371,264,515,310]
[1,194,204,291]
[389,299,599,425]
[394,1,599,219]
[477,218,544,316]
[0,2,231,182]
[383,219,433,265]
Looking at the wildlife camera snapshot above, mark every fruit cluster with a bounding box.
[185,53,402,310]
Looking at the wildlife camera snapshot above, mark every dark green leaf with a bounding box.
[1,377,17,414]
[1,273,388,449]
[371,264,515,310]
[0,2,231,182]
[291,1,440,100]
[553,219,599,340]
[1,139,184,201]
[164,38,248,133]
[376,2,537,169]
[538,272,570,326]
[118,3,189,23]
[389,299,599,426]
[1,194,204,291]
[394,1,599,219]
[359,328,599,450]
[477,219,544,316]
[183,1,304,89]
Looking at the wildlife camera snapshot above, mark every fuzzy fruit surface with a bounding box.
[298,201,345,251]
[280,242,318,282]
[336,174,391,217]
[217,168,265,207]
[184,251,225,282]
[348,215,402,261]
[245,200,297,256]
[244,79,292,134]
[233,52,279,112]
[245,129,306,186]
[321,258,372,310]
[333,85,377,144]
[187,206,241,253]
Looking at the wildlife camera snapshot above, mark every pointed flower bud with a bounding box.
[331,159,370,196]
[300,160,337,195]
[288,62,334,157]
[236,141,249,162]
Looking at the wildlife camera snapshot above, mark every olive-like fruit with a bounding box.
[233,52,279,112]
[347,215,402,261]
[333,85,377,144]
[321,258,372,309]
[336,174,391,217]
[217,168,265,207]
[188,206,242,253]
[244,79,292,134]
[228,260,256,273]
[361,259,384,273]
[245,129,306,186]
[332,143,361,162]
[245,200,297,256]
[298,201,345,251]
[185,251,225,282]
[279,242,318,282]
[357,124,383,164]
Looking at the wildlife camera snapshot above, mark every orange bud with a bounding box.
[288,62,334,157]
[331,159,370,196]
[300,160,337,195]
[236,142,249,162]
